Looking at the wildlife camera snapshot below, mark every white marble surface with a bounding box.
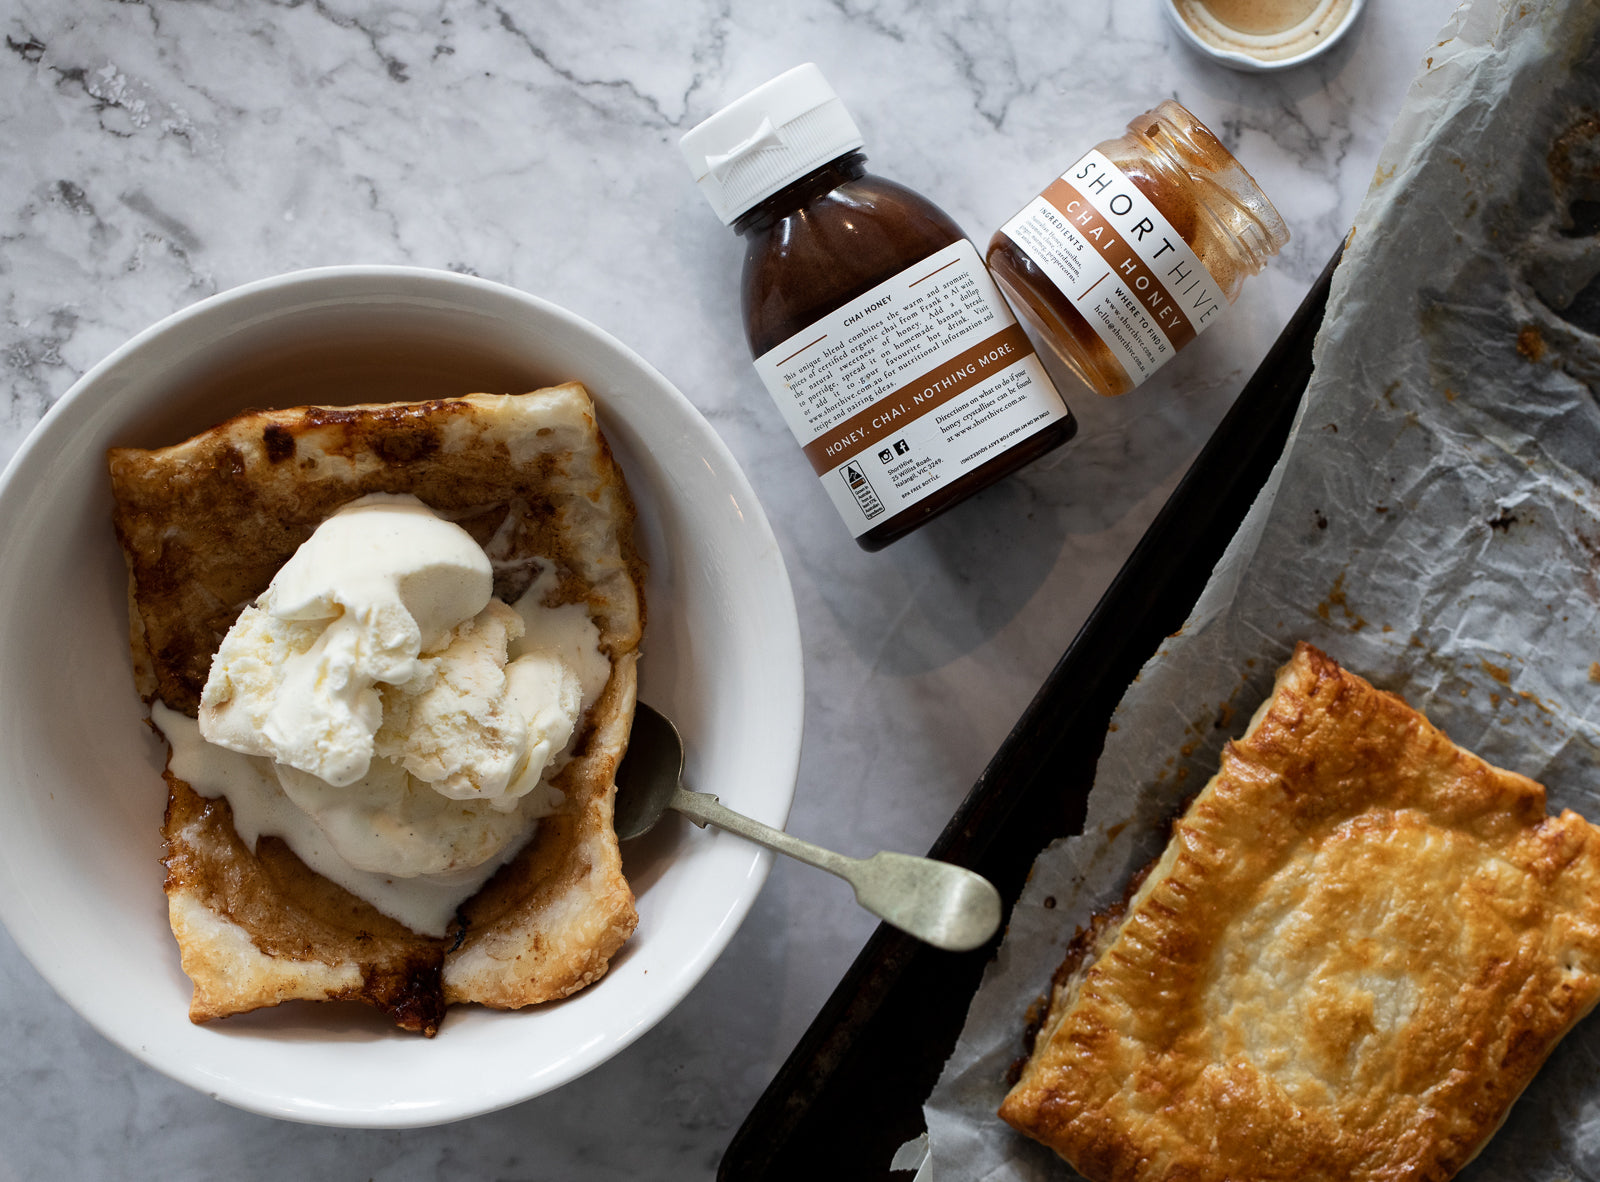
[0,0,1461,1177]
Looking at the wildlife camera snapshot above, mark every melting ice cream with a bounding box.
[155,493,612,934]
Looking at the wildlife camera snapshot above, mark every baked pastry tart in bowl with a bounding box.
[0,266,802,1126]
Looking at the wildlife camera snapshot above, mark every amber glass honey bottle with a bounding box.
[680,64,1076,551]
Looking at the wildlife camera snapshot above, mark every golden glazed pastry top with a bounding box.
[109,383,644,1035]
[1000,642,1600,1181]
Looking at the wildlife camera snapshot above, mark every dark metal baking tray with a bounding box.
[719,246,1343,1180]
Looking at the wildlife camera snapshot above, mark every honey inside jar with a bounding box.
[987,102,1288,397]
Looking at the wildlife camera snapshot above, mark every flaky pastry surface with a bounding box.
[109,384,643,1035]
[1000,642,1600,1181]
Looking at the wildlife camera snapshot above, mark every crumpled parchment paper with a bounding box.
[920,0,1600,1177]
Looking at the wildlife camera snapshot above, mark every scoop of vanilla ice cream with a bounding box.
[201,493,493,786]
[512,587,613,705]
[267,493,493,652]
[503,651,586,798]
[375,599,583,808]
[195,492,596,881]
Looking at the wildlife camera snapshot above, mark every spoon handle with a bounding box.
[669,787,856,876]
[669,787,1002,952]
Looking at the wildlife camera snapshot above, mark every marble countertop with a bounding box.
[1,0,1461,1177]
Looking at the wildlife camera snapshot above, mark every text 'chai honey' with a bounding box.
[988,101,1288,397]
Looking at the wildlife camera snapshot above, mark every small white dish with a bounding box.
[1162,0,1367,73]
[0,266,804,1127]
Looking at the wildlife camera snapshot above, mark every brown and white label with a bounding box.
[997,148,1224,388]
[753,239,1068,538]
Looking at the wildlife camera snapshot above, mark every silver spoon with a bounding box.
[615,703,1002,953]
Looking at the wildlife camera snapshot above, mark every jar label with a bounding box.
[997,148,1224,388]
[752,239,1068,538]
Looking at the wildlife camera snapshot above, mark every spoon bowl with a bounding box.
[614,702,687,841]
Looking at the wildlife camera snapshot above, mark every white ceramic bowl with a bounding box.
[1162,0,1366,73]
[0,266,803,1127]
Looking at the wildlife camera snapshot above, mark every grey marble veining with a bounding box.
[1,1,1462,1177]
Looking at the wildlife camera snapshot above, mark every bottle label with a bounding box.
[752,239,1068,539]
[997,148,1224,389]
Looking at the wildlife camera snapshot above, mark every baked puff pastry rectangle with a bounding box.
[1000,642,1600,1181]
[110,384,644,1035]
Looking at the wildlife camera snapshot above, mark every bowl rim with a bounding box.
[1160,0,1367,73]
[0,263,805,1126]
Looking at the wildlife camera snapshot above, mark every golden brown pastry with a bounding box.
[1000,642,1600,1180]
[109,384,644,1035]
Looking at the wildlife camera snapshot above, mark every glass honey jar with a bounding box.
[987,101,1289,397]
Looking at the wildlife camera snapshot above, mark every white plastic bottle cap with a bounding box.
[679,63,865,226]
